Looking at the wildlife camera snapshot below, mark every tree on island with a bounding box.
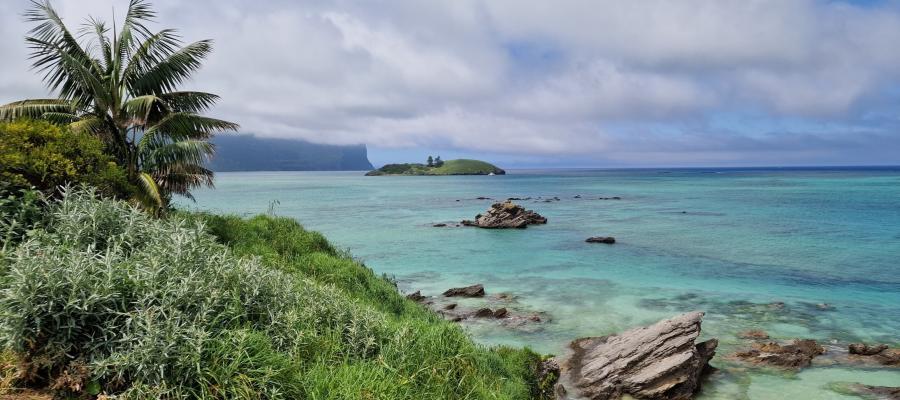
[0,0,237,210]
[427,155,434,167]
[434,156,444,167]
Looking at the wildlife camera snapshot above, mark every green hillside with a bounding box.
[366,159,506,176]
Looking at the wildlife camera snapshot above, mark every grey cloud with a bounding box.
[1,0,899,165]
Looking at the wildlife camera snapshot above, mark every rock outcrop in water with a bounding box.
[831,383,900,400]
[556,311,717,400]
[461,201,547,229]
[585,236,616,244]
[848,343,900,366]
[442,284,485,297]
[731,339,825,369]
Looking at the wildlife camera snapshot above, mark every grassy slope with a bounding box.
[367,159,504,176]
[0,189,547,399]
[194,213,545,399]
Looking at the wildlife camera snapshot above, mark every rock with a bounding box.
[848,343,900,366]
[768,302,785,310]
[585,236,616,244]
[443,303,457,310]
[461,201,547,229]
[406,290,426,302]
[849,343,889,356]
[535,359,561,399]
[834,383,900,400]
[731,339,825,369]
[432,223,447,227]
[574,195,582,198]
[442,284,485,297]
[474,308,494,318]
[476,196,492,200]
[738,330,770,340]
[556,311,716,400]
[816,303,835,311]
[493,308,509,318]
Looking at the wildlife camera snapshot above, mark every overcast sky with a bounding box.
[2,0,900,167]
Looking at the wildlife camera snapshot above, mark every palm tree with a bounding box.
[0,0,238,209]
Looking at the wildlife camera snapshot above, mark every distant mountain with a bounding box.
[208,135,373,171]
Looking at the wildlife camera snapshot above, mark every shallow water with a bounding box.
[181,168,900,399]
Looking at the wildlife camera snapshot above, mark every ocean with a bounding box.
[180,167,900,399]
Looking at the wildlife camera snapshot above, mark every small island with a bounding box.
[365,157,506,176]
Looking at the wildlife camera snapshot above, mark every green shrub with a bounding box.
[0,119,133,198]
[0,189,542,399]
[0,185,45,253]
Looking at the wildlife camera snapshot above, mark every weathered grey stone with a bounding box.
[442,284,485,297]
[557,311,716,400]
[731,339,825,369]
[461,201,547,229]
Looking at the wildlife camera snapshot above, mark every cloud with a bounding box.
[1,0,899,165]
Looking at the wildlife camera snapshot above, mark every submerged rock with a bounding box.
[442,284,485,297]
[849,343,889,356]
[432,223,448,227]
[848,343,900,366]
[585,236,616,244]
[556,311,717,400]
[737,330,770,340]
[731,339,825,369]
[461,201,547,229]
[831,383,900,400]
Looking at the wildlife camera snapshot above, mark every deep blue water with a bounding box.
[181,167,900,399]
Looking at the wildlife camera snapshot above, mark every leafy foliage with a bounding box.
[0,119,132,198]
[0,189,543,399]
[0,0,238,209]
[0,185,45,254]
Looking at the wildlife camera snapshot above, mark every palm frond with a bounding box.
[41,111,79,124]
[151,162,215,200]
[129,40,212,95]
[24,1,102,106]
[0,99,73,121]
[80,17,113,73]
[69,116,107,135]
[135,171,163,208]
[140,112,238,149]
[125,95,164,123]
[121,29,181,86]
[159,91,220,113]
[141,139,215,169]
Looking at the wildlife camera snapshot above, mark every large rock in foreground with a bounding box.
[557,311,717,400]
[462,201,547,229]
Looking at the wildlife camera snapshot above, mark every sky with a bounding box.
[1,0,900,168]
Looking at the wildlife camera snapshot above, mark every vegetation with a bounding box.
[0,0,237,209]
[366,159,506,176]
[0,189,545,399]
[0,119,132,198]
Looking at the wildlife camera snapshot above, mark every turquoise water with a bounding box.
[181,168,900,399]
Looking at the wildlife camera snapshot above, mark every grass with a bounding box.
[366,159,505,176]
[0,188,546,399]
